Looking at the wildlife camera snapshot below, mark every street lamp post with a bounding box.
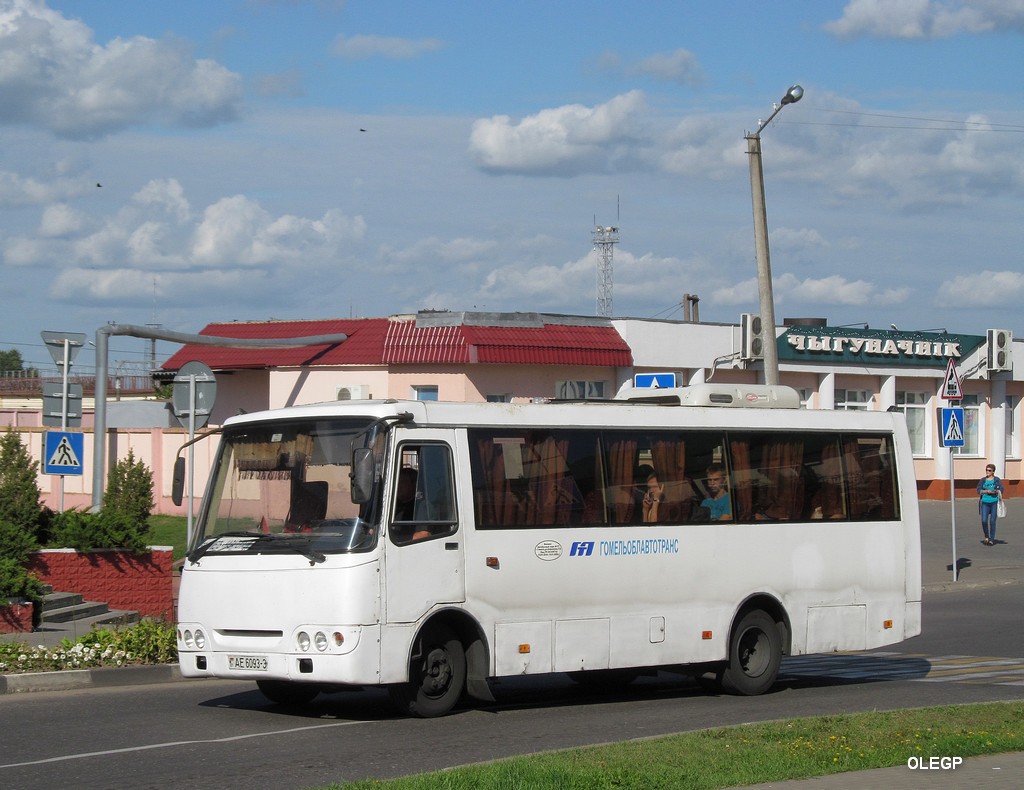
[746,84,803,386]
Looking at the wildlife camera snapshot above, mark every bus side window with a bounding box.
[391,444,458,544]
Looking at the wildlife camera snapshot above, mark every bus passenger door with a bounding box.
[383,436,465,623]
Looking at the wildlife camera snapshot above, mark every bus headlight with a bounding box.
[194,629,206,649]
[297,631,311,652]
[314,631,328,652]
[183,630,194,648]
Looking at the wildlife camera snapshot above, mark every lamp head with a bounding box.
[780,85,804,105]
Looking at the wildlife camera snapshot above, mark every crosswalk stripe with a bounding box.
[779,651,1024,688]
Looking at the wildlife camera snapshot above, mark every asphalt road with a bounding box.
[2,498,1022,789]
[2,582,1024,790]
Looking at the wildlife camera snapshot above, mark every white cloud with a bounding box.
[38,203,86,237]
[627,48,707,87]
[0,168,89,206]
[713,273,910,310]
[0,0,242,138]
[331,33,443,60]
[377,236,498,269]
[823,0,1024,40]
[770,227,829,256]
[776,273,912,306]
[469,91,648,175]
[49,266,256,305]
[191,197,365,266]
[936,269,1024,306]
[3,236,45,266]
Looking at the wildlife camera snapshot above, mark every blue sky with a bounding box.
[1,0,1023,372]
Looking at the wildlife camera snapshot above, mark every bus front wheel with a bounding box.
[389,624,466,718]
[720,610,781,696]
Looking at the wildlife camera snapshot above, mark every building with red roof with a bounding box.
[162,311,634,424]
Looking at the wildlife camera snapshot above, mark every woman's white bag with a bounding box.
[997,499,1007,518]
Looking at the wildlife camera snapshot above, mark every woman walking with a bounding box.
[976,463,1004,546]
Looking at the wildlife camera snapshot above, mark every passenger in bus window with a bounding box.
[392,467,430,542]
[641,469,664,523]
[702,464,732,521]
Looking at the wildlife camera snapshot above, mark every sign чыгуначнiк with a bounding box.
[778,327,985,368]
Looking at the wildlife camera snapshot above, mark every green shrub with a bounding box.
[0,430,42,542]
[0,515,37,567]
[48,509,148,554]
[104,449,154,533]
[0,556,43,608]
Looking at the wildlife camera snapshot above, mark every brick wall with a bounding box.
[0,601,33,633]
[27,548,173,619]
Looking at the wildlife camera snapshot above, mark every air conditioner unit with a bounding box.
[740,313,764,360]
[337,384,370,400]
[987,329,1013,372]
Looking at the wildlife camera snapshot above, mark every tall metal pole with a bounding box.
[747,132,780,386]
[59,339,69,512]
[745,85,803,387]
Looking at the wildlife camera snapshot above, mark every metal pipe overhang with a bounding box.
[91,324,349,511]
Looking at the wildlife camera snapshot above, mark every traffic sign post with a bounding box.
[41,331,87,511]
[173,361,218,548]
[939,359,963,582]
[941,358,963,401]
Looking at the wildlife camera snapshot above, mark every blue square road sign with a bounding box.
[44,431,85,476]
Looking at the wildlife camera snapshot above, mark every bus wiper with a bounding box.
[270,535,327,565]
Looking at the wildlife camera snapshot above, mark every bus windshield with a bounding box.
[190,417,384,559]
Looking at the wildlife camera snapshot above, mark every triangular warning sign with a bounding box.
[941,359,962,401]
[944,411,964,444]
[47,436,81,468]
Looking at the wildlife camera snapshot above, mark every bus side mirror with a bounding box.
[171,457,186,507]
[350,448,374,504]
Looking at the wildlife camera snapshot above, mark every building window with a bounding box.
[835,389,871,411]
[412,385,438,401]
[797,388,813,409]
[953,394,980,456]
[555,380,606,400]
[486,394,510,403]
[896,391,929,456]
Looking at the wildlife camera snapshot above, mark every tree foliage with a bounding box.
[0,348,24,373]
[104,449,154,533]
[0,430,42,550]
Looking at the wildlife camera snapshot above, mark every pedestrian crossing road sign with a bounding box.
[634,372,677,389]
[44,431,84,476]
[940,407,965,448]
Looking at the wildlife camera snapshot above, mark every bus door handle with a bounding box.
[445,542,459,550]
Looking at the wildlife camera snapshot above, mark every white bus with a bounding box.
[176,384,921,717]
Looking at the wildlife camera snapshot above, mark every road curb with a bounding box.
[923,577,1024,594]
[0,664,185,694]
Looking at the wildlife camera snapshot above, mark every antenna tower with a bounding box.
[592,223,619,317]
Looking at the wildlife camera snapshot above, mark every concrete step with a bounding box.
[41,591,84,614]
[42,600,111,624]
[24,609,143,647]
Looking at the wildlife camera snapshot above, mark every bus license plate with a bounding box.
[228,655,268,671]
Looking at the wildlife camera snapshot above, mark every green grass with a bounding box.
[330,702,1024,789]
[147,514,188,562]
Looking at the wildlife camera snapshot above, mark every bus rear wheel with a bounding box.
[256,679,320,706]
[720,610,781,696]
[389,624,466,718]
